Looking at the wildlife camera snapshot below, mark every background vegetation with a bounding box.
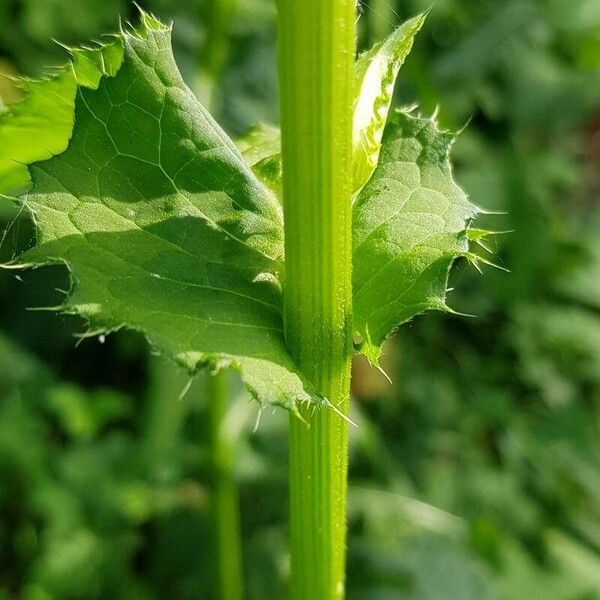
[1,0,599,598]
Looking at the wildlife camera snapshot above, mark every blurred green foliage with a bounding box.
[0,0,599,598]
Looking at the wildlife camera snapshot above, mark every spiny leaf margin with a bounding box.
[352,108,485,365]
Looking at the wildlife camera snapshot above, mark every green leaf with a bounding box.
[352,109,479,365]
[0,37,124,194]
[237,14,425,197]
[353,13,426,192]
[11,13,322,413]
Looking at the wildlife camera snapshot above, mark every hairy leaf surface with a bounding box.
[14,14,320,412]
[353,110,479,364]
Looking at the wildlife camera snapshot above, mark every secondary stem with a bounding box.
[198,0,236,109]
[278,1,356,598]
[207,371,244,600]
[143,355,189,475]
[198,3,244,598]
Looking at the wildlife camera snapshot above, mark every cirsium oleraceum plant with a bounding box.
[0,7,494,599]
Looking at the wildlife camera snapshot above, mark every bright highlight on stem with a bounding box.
[277,1,356,598]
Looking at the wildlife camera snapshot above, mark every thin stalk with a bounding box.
[143,355,189,477]
[198,3,244,598]
[278,2,356,599]
[207,371,244,600]
[198,0,236,109]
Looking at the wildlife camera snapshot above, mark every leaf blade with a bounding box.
[352,109,479,364]
[14,14,319,412]
[353,13,426,192]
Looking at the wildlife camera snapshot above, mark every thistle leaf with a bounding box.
[353,13,425,192]
[352,109,479,365]
[4,12,481,410]
[10,14,322,413]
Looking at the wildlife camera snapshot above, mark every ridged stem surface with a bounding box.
[278,1,356,598]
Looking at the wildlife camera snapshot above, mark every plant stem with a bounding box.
[198,3,244,597]
[207,371,244,600]
[278,1,356,598]
[143,355,189,478]
[198,0,236,109]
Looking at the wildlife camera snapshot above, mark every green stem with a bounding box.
[143,355,189,478]
[198,0,236,108]
[198,3,244,597]
[278,1,355,599]
[207,371,244,600]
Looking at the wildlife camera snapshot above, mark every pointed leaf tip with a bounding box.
[353,13,426,191]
